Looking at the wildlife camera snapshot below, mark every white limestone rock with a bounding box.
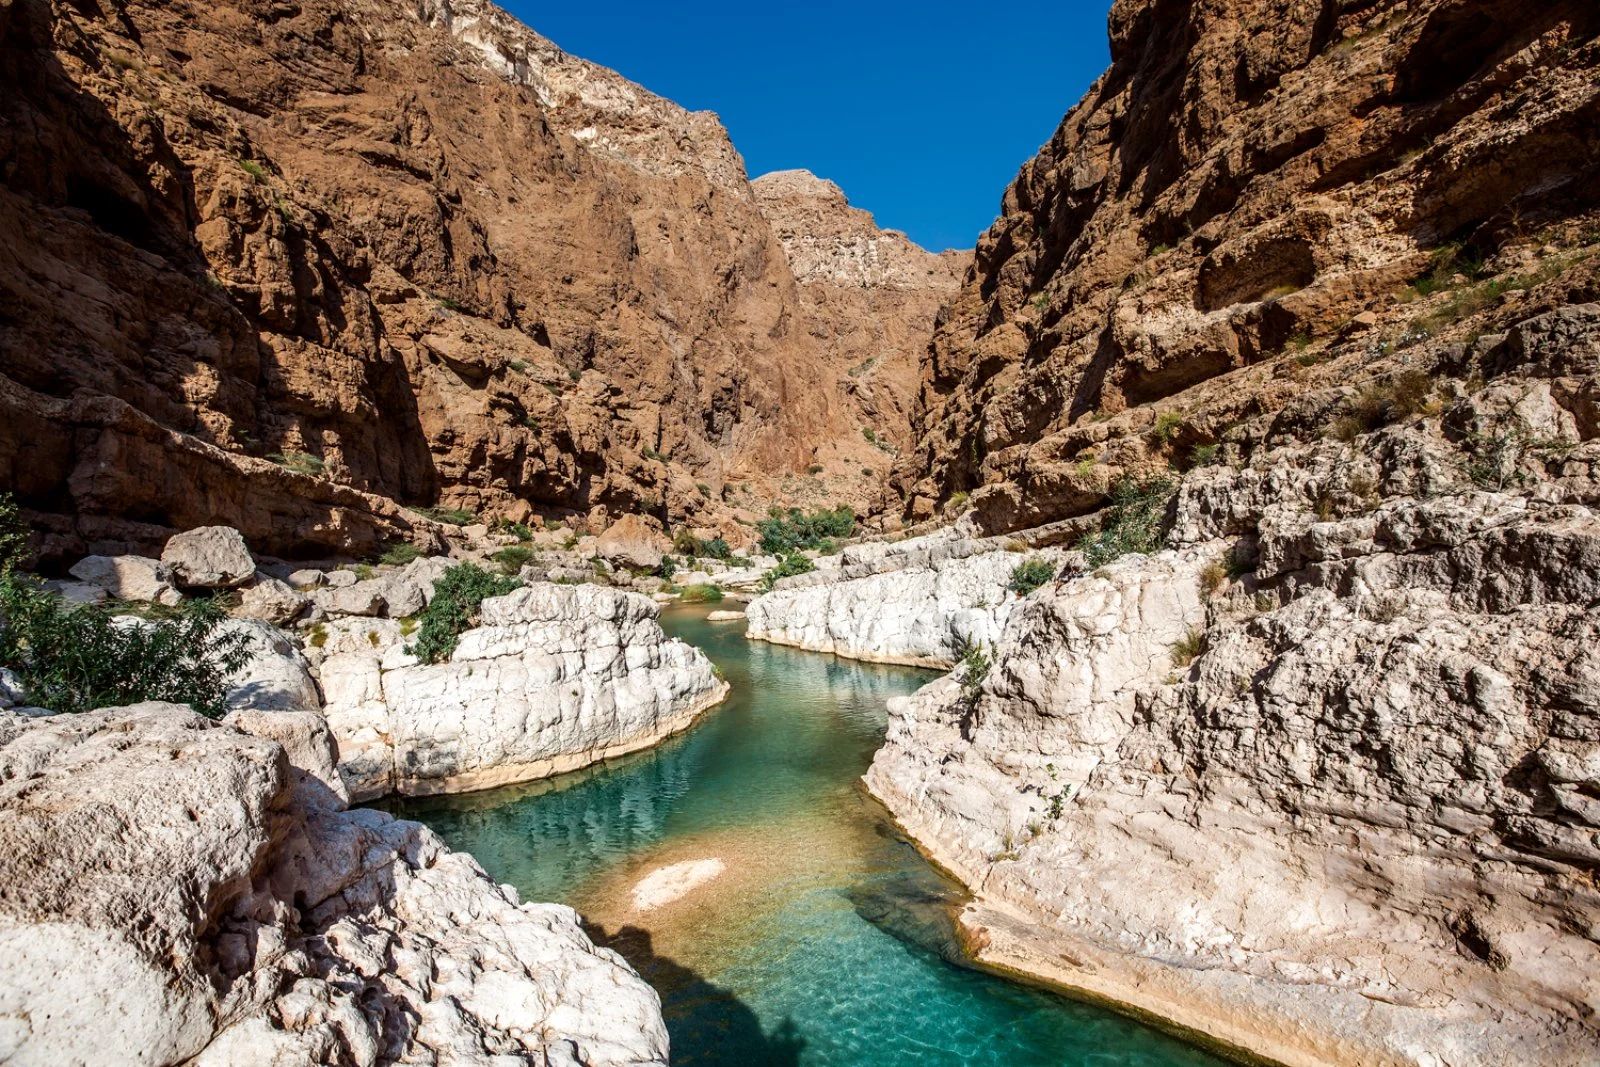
[235,573,309,626]
[41,578,106,604]
[745,529,1069,667]
[0,703,669,1066]
[67,555,183,606]
[161,526,257,589]
[322,582,727,799]
[866,434,1600,1064]
[223,619,321,712]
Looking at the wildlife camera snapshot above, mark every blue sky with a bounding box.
[502,2,1114,252]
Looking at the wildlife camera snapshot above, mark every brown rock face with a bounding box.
[0,0,947,559]
[752,171,964,494]
[894,0,1600,531]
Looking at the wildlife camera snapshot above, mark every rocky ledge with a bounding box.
[0,703,668,1066]
[864,311,1600,1065]
[744,529,1069,667]
[321,582,728,800]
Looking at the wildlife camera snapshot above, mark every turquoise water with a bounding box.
[386,605,1231,1067]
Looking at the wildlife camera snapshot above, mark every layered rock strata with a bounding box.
[744,529,1067,667]
[0,0,960,560]
[751,170,964,485]
[321,581,727,799]
[866,309,1600,1065]
[0,702,668,1066]
[894,0,1600,532]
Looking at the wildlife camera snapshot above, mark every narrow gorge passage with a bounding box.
[386,606,1231,1067]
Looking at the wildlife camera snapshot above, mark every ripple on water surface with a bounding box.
[386,605,1233,1067]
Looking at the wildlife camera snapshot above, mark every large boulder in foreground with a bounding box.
[160,526,256,589]
[0,703,669,1066]
[323,581,728,799]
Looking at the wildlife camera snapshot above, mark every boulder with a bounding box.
[594,514,671,571]
[0,703,669,1066]
[235,574,308,626]
[160,526,256,589]
[223,708,349,812]
[287,568,327,589]
[41,579,106,605]
[67,555,183,606]
[223,619,321,711]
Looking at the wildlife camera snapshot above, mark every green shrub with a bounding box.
[756,505,855,555]
[0,503,251,718]
[697,482,712,496]
[490,519,534,541]
[1170,625,1205,668]
[700,536,731,560]
[1008,557,1055,596]
[807,464,825,475]
[679,583,724,603]
[757,552,816,593]
[416,505,476,526]
[958,640,991,705]
[1188,443,1221,468]
[268,450,326,476]
[660,556,677,579]
[1077,475,1176,568]
[490,546,534,575]
[946,490,970,514]
[1149,411,1184,445]
[408,563,519,664]
[0,495,28,572]
[0,588,252,717]
[379,542,423,566]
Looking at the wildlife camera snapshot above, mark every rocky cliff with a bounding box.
[893,0,1600,531]
[867,304,1600,1064]
[0,0,952,562]
[752,170,964,493]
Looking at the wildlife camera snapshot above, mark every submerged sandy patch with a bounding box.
[631,858,727,911]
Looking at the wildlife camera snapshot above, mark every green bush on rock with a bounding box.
[1007,557,1055,596]
[1076,475,1176,568]
[0,494,251,717]
[757,552,815,593]
[408,563,520,664]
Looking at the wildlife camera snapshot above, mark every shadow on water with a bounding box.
[587,923,806,1067]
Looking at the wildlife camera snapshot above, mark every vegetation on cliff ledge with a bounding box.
[757,505,855,555]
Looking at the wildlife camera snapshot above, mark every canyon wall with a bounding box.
[869,305,1600,1064]
[852,2,1600,1062]
[892,0,1600,532]
[0,0,954,561]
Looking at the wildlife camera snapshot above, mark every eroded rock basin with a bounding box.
[385,606,1234,1066]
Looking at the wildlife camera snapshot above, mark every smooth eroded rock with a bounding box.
[161,526,256,589]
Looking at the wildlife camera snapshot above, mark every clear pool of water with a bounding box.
[385,604,1233,1067]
